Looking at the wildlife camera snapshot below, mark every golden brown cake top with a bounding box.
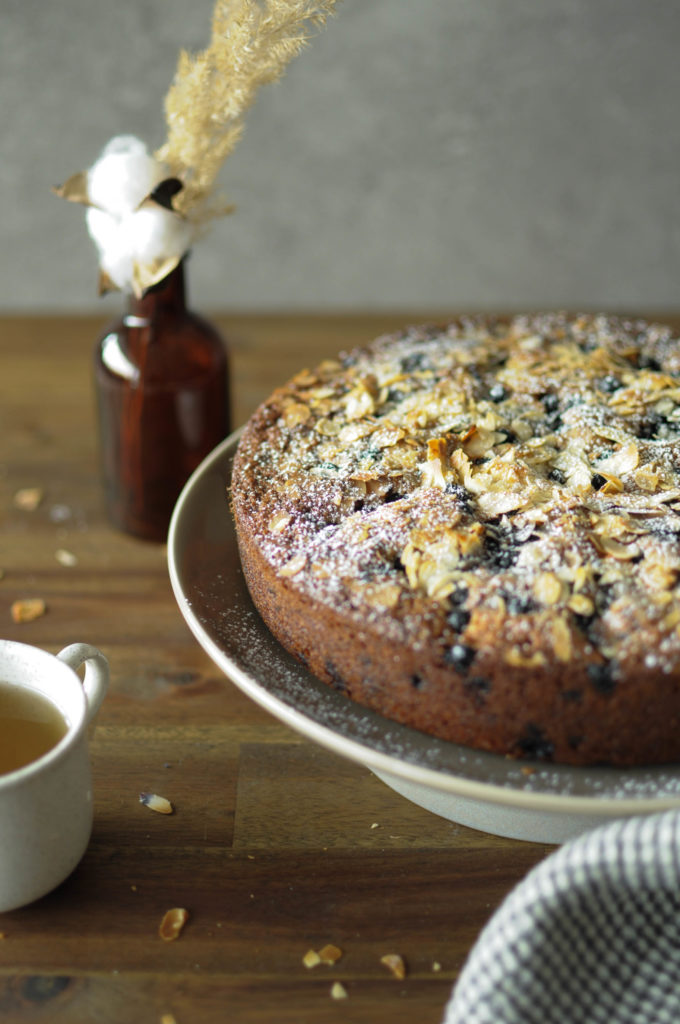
[233,313,680,684]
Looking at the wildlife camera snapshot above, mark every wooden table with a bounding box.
[0,312,558,1024]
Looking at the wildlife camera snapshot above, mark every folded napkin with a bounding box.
[444,810,680,1024]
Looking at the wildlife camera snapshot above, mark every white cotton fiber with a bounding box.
[85,135,195,293]
[128,205,194,268]
[87,135,166,217]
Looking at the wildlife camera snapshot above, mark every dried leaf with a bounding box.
[52,171,90,205]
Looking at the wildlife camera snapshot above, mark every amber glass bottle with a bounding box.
[93,259,230,541]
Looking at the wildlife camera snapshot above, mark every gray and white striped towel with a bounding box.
[444,811,680,1024]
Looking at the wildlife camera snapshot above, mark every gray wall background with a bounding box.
[1,0,679,314]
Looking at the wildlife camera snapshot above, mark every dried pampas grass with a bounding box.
[155,0,338,223]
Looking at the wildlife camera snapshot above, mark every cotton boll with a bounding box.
[86,207,135,290]
[129,205,195,269]
[87,135,168,217]
[86,202,195,293]
[86,207,120,261]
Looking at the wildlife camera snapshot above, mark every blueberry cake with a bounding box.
[231,314,680,765]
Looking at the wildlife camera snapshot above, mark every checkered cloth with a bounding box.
[444,811,680,1024]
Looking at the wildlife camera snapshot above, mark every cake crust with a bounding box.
[231,314,680,765]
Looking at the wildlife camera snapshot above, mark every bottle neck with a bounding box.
[124,260,187,327]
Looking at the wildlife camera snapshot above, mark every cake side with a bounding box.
[231,313,680,765]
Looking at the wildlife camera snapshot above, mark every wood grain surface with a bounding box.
[6,309,667,1023]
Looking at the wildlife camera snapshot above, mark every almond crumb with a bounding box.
[380,953,407,980]
[432,961,442,972]
[10,598,46,623]
[318,943,343,965]
[160,1015,177,1024]
[13,488,43,511]
[302,949,321,969]
[55,548,78,567]
[140,792,174,815]
[159,908,189,942]
[330,982,348,1000]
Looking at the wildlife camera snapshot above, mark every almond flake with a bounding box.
[533,571,564,606]
[140,793,174,815]
[282,402,311,428]
[504,646,547,668]
[302,949,321,969]
[593,535,642,561]
[550,616,572,663]
[267,512,292,534]
[330,982,348,1000]
[277,553,307,578]
[10,598,46,623]
[55,548,78,567]
[319,943,343,965]
[159,908,189,942]
[567,593,595,617]
[13,488,43,511]
[380,953,407,980]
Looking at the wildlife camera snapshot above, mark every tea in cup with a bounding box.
[0,640,108,912]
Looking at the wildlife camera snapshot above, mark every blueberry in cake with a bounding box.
[231,314,680,765]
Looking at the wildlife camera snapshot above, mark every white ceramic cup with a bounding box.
[0,640,109,912]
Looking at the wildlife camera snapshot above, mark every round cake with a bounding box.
[231,313,680,766]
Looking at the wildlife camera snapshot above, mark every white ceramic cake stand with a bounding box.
[168,434,680,845]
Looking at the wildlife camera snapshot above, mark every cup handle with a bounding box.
[57,644,109,728]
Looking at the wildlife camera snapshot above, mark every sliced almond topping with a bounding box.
[159,908,189,942]
[550,616,572,663]
[268,512,292,534]
[282,402,311,428]
[380,953,407,980]
[315,417,342,437]
[599,473,624,495]
[533,571,564,606]
[330,982,348,1000]
[504,646,547,668]
[277,553,307,578]
[592,535,642,561]
[596,441,639,477]
[10,598,46,623]
[567,593,595,617]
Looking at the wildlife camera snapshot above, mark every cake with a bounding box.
[231,313,680,766]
